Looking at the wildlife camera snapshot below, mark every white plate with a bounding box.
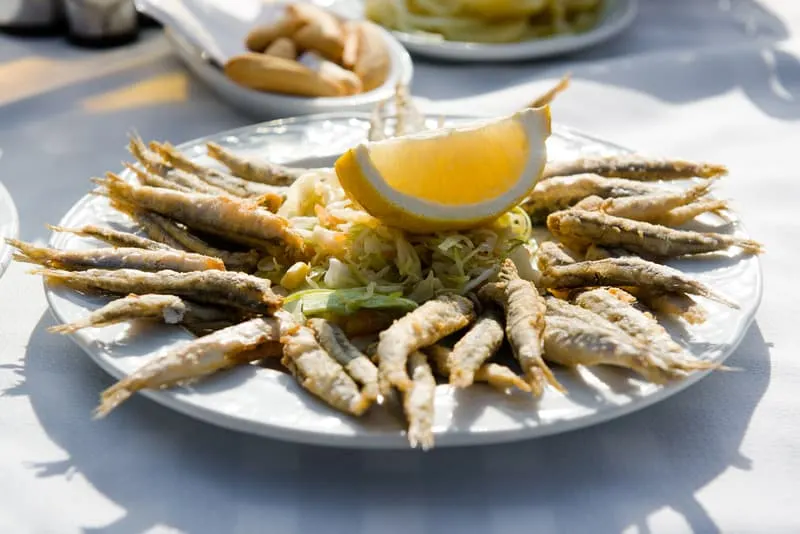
[362,0,638,62]
[0,181,19,279]
[44,113,762,448]
[137,0,414,120]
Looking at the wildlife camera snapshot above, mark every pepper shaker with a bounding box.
[63,0,139,47]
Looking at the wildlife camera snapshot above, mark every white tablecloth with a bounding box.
[1,1,798,532]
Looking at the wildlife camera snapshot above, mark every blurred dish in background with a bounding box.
[225,3,391,98]
[367,0,605,44]
[137,0,413,119]
[363,0,637,62]
[0,180,20,279]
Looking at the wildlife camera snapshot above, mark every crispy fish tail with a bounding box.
[527,73,570,108]
[95,318,279,417]
[404,351,435,450]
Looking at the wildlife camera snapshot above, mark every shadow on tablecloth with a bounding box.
[1,310,770,534]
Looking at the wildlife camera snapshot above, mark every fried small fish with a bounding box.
[308,318,379,401]
[98,174,308,258]
[152,141,285,200]
[543,155,727,181]
[128,135,229,196]
[393,83,426,137]
[426,344,530,393]
[536,241,579,271]
[377,294,475,394]
[403,351,436,450]
[573,246,708,323]
[37,268,281,314]
[280,317,370,416]
[582,244,634,261]
[543,315,673,383]
[125,162,193,193]
[547,209,762,258]
[206,142,306,186]
[631,288,707,324]
[368,99,388,141]
[574,288,716,374]
[523,174,664,223]
[540,256,737,308]
[49,294,232,334]
[651,199,729,227]
[9,239,225,272]
[95,317,280,416]
[130,211,260,273]
[444,309,505,388]
[47,224,173,251]
[572,181,716,223]
[494,260,564,396]
[125,161,226,197]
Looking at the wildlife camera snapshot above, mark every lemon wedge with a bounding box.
[334,107,551,232]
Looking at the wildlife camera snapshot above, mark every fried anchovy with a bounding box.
[574,288,717,374]
[631,288,707,324]
[540,256,738,308]
[97,174,308,258]
[96,318,280,416]
[9,239,225,272]
[543,154,728,181]
[128,135,230,196]
[536,241,579,271]
[279,317,370,416]
[444,308,505,388]
[572,181,716,223]
[152,141,286,200]
[377,294,475,394]
[37,268,281,314]
[403,351,436,450]
[426,344,530,393]
[206,142,306,186]
[492,260,564,396]
[547,209,762,258]
[47,224,173,251]
[522,174,664,223]
[130,211,260,273]
[543,315,673,383]
[308,318,379,401]
[49,294,233,334]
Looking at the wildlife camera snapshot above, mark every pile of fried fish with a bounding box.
[7,85,762,449]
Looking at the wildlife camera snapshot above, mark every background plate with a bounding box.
[45,113,761,449]
[360,0,638,62]
[0,181,19,279]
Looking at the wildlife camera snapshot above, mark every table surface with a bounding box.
[1,1,799,533]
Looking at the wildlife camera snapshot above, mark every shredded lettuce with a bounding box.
[278,168,537,297]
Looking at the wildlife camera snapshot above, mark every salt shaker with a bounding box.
[0,0,66,35]
[63,0,139,47]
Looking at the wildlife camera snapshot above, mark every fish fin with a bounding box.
[94,383,134,418]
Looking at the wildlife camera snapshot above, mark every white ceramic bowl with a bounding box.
[137,0,414,120]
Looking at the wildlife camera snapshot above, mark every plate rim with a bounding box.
[0,181,20,279]
[390,0,638,62]
[43,111,763,449]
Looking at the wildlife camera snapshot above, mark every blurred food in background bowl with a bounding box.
[362,0,638,62]
[136,0,413,119]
